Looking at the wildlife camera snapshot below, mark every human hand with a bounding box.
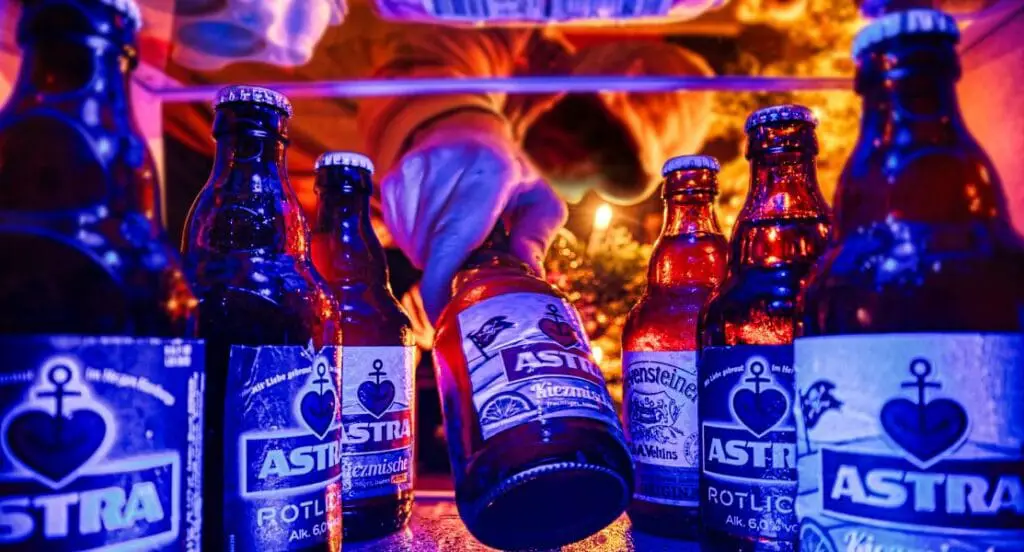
[380,112,567,322]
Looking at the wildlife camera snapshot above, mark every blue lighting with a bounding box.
[154,75,852,102]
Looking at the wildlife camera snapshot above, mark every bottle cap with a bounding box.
[745,104,818,132]
[97,0,142,30]
[661,155,720,176]
[315,151,375,174]
[213,85,293,118]
[853,9,959,58]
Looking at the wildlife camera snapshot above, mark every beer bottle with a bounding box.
[432,223,634,550]
[698,105,831,551]
[310,151,416,540]
[0,1,205,549]
[795,10,1024,552]
[182,86,343,551]
[621,154,727,539]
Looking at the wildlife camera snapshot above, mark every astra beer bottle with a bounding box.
[182,86,343,551]
[621,155,727,539]
[698,105,832,551]
[0,1,205,550]
[310,151,416,540]
[432,223,633,550]
[795,10,1024,552]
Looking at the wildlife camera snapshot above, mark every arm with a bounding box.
[358,28,532,176]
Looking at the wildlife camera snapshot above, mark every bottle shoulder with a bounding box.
[0,226,197,336]
[623,292,704,352]
[335,283,415,346]
[0,112,151,212]
[802,223,1024,335]
[437,272,561,333]
[187,255,327,301]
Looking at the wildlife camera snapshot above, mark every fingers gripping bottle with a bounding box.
[310,151,416,541]
[621,155,728,540]
[795,10,1024,552]
[182,86,343,551]
[432,223,634,550]
[0,1,204,550]
[698,105,832,551]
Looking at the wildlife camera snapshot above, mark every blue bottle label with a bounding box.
[457,292,622,442]
[223,343,343,551]
[341,346,414,502]
[0,335,205,551]
[623,350,700,507]
[699,345,799,542]
[794,334,1024,552]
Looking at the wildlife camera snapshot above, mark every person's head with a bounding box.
[524,41,715,205]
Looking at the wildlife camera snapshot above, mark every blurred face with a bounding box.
[523,93,647,205]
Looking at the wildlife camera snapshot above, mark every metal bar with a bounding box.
[153,75,853,103]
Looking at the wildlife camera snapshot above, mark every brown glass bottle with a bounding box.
[698,105,831,552]
[310,151,416,541]
[182,86,342,552]
[795,10,1024,552]
[432,223,633,550]
[622,155,728,540]
[0,1,203,550]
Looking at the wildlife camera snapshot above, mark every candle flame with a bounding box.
[594,204,613,231]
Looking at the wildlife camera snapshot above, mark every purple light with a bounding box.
[154,75,852,103]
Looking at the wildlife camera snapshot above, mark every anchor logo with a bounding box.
[879,358,969,469]
[357,359,397,419]
[729,356,790,438]
[537,304,579,349]
[1,356,115,489]
[297,355,339,440]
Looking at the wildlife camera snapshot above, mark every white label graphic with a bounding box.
[794,333,1024,552]
[457,292,621,441]
[624,350,699,506]
[341,346,415,501]
[0,336,203,551]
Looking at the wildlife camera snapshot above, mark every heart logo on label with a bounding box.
[358,381,396,418]
[1,357,113,489]
[300,389,337,440]
[538,318,579,348]
[880,398,968,467]
[6,409,108,488]
[880,358,969,468]
[299,356,337,440]
[732,387,789,437]
[358,359,396,418]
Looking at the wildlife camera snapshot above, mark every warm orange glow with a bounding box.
[594,204,613,231]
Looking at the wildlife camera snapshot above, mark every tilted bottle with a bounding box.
[310,151,416,541]
[0,1,205,550]
[698,105,832,551]
[621,154,728,539]
[182,86,343,551]
[432,223,634,550]
[795,10,1024,552]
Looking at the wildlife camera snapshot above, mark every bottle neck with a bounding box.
[660,193,719,237]
[838,41,1010,236]
[732,151,830,270]
[6,15,159,220]
[451,225,534,294]
[313,188,388,284]
[648,192,723,289]
[451,250,533,294]
[189,110,308,259]
[211,134,288,191]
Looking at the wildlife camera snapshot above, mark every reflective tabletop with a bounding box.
[344,491,703,551]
